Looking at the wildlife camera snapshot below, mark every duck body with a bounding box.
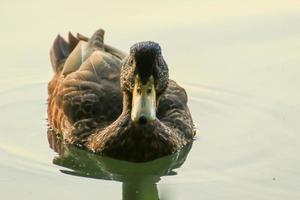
[48,29,194,162]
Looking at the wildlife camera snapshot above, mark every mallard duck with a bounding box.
[48,29,195,162]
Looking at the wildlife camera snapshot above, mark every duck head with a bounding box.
[121,41,169,125]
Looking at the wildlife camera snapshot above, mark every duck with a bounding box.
[48,28,195,162]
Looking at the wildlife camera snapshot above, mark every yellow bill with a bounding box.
[131,75,156,124]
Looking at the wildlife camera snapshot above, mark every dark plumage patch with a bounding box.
[130,41,161,84]
[50,35,69,72]
[68,32,79,53]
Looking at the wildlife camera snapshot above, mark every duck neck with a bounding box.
[121,92,132,115]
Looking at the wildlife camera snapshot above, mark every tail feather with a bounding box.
[76,31,126,59]
[77,33,89,42]
[87,28,105,50]
[50,35,69,73]
[50,29,116,74]
[81,29,105,61]
[68,32,80,53]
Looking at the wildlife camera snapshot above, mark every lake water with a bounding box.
[1,0,300,199]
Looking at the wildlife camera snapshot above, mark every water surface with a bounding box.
[1,0,300,199]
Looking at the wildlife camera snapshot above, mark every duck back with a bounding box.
[48,29,125,143]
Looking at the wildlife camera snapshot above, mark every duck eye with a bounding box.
[147,89,152,94]
[128,57,134,65]
[137,88,141,94]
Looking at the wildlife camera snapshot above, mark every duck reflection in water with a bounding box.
[48,130,192,200]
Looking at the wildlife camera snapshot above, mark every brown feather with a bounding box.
[48,29,195,162]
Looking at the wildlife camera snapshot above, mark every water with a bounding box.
[1,0,300,199]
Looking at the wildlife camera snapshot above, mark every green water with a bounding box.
[1,0,300,199]
[48,130,192,200]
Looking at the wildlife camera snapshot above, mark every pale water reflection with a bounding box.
[1,0,300,200]
[48,130,192,200]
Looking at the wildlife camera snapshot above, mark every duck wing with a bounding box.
[156,80,195,140]
[48,29,125,142]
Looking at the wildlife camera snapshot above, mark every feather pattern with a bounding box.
[48,29,195,162]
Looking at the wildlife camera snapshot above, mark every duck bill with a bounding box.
[131,75,156,124]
